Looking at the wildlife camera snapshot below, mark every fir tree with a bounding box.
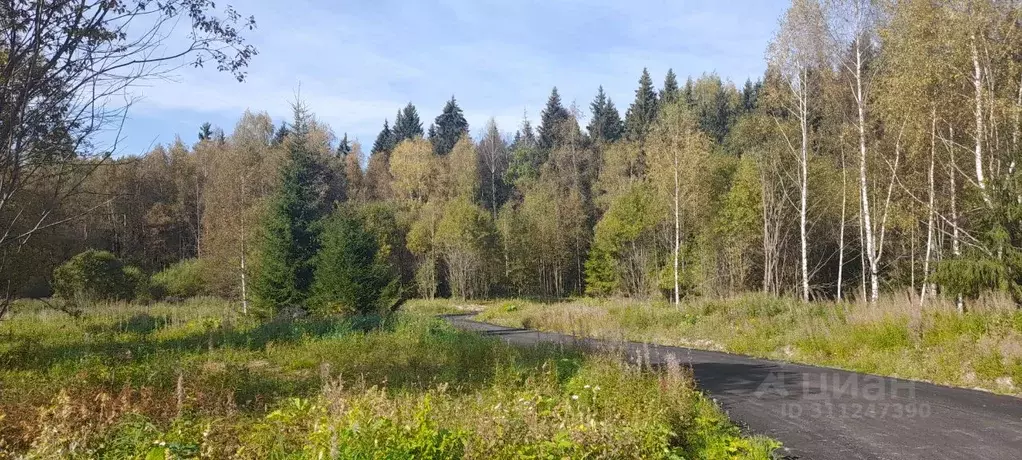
[433,96,468,156]
[393,102,424,142]
[538,87,570,149]
[683,77,695,106]
[272,122,289,146]
[310,207,398,315]
[198,122,213,142]
[587,86,624,143]
[371,119,395,156]
[624,68,659,141]
[740,79,761,114]
[252,102,326,315]
[336,133,352,157]
[661,69,680,104]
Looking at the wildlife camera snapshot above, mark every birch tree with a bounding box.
[769,0,828,301]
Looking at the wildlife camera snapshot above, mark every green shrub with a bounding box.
[152,259,207,299]
[52,250,135,304]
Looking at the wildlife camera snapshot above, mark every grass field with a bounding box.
[416,293,1022,397]
[0,298,777,459]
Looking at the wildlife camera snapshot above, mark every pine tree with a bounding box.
[538,87,570,149]
[252,102,325,315]
[371,119,395,156]
[683,77,695,106]
[624,68,659,141]
[587,86,624,143]
[661,69,680,104]
[432,96,468,156]
[336,133,352,157]
[393,102,424,142]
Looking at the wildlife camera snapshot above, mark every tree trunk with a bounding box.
[972,36,991,207]
[673,135,681,307]
[838,144,847,301]
[799,71,810,303]
[949,125,964,313]
[855,39,878,303]
[921,109,936,306]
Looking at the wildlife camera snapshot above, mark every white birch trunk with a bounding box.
[854,39,879,303]
[673,136,681,307]
[920,109,936,306]
[972,36,991,207]
[799,68,810,303]
[838,144,847,301]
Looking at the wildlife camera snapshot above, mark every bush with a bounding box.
[152,259,207,299]
[52,250,136,304]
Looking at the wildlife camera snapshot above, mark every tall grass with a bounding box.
[466,293,1022,396]
[0,299,777,458]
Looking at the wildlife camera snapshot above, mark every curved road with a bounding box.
[443,314,1022,459]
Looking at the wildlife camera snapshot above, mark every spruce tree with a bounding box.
[393,102,424,142]
[683,77,695,106]
[661,69,680,104]
[587,86,624,143]
[336,133,352,157]
[433,96,468,156]
[252,102,325,314]
[371,119,395,156]
[624,68,659,141]
[310,207,398,315]
[538,87,570,149]
[198,122,213,142]
[272,122,289,146]
[740,79,761,114]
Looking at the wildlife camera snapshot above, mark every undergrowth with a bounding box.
[0,299,777,459]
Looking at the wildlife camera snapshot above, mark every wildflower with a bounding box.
[584,384,591,389]
[571,394,579,400]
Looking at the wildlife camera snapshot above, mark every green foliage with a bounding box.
[660,68,680,104]
[538,87,571,149]
[586,85,624,144]
[1,301,776,458]
[432,96,468,156]
[624,68,659,141]
[251,103,326,315]
[933,174,1022,303]
[151,259,207,299]
[371,119,395,156]
[934,258,1009,301]
[310,207,399,315]
[437,197,498,299]
[335,132,352,157]
[393,102,424,142]
[52,250,137,304]
[585,183,663,297]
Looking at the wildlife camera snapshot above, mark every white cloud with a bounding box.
[118,0,788,153]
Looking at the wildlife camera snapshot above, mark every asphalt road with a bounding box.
[443,314,1022,460]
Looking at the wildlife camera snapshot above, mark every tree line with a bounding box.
[7,0,1022,314]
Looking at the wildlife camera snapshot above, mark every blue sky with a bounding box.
[114,0,789,155]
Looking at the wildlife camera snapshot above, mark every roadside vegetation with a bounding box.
[411,294,1022,396]
[0,299,777,459]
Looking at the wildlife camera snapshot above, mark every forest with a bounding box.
[5,0,1022,316]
